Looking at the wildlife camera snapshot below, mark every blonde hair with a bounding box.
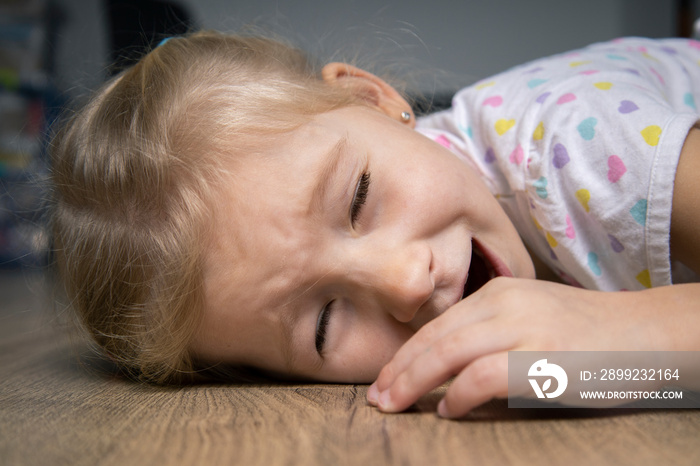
[50,31,361,383]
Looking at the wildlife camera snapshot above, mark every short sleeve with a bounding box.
[417,38,700,290]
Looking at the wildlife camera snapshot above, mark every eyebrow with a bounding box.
[308,134,349,218]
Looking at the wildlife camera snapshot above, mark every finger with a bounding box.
[372,295,495,395]
[437,351,509,419]
[375,320,516,413]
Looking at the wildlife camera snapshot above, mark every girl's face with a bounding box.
[192,105,534,382]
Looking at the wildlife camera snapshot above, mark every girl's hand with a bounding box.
[366,277,682,418]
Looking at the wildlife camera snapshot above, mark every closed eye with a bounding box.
[351,172,371,224]
[315,300,335,354]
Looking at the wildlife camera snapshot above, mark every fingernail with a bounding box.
[378,390,393,411]
[437,399,450,418]
[367,383,379,405]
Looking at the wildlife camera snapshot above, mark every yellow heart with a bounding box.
[575,189,591,213]
[533,121,544,140]
[594,82,613,90]
[476,80,495,89]
[569,60,591,67]
[531,216,542,231]
[641,125,662,146]
[546,232,558,248]
[636,269,651,288]
[495,118,516,136]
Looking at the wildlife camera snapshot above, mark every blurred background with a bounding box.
[0,0,697,270]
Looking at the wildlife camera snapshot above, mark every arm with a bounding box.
[671,126,700,276]
[367,128,700,418]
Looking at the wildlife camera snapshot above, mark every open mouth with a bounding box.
[461,241,497,299]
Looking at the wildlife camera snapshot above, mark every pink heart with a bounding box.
[482,96,503,107]
[565,215,576,239]
[435,134,451,148]
[607,155,626,183]
[579,70,599,75]
[509,145,524,164]
[556,93,577,105]
[650,67,665,85]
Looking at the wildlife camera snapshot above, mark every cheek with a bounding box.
[325,320,414,383]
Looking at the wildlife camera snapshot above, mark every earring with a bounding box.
[401,111,411,122]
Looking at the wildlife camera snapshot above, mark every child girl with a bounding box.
[50,31,700,419]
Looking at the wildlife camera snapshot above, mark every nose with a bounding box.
[347,239,434,323]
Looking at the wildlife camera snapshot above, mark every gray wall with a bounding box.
[54,0,681,98]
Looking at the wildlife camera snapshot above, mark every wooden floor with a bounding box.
[2,270,700,466]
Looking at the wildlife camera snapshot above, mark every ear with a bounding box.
[321,63,415,128]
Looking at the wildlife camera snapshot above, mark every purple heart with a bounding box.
[484,147,496,163]
[552,143,570,169]
[536,92,551,103]
[608,234,624,253]
[618,100,639,114]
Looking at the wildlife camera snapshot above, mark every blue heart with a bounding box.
[587,252,602,276]
[527,78,548,89]
[630,199,647,226]
[459,124,473,138]
[577,117,597,141]
[684,93,696,110]
[533,177,548,199]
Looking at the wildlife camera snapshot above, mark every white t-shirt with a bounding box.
[417,37,700,291]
